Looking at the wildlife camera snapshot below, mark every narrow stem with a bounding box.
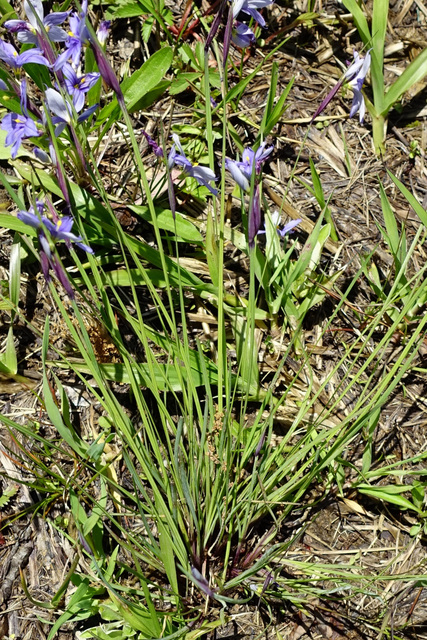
[372,111,386,156]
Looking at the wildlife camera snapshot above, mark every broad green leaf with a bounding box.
[231,313,259,390]
[0,0,15,18]
[169,72,201,95]
[371,0,388,110]
[114,1,144,17]
[121,47,173,111]
[129,205,202,243]
[129,79,170,111]
[59,361,212,392]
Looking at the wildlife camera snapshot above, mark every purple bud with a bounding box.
[96,20,111,46]
[191,567,215,597]
[90,34,123,101]
[255,428,267,457]
[142,130,164,157]
[205,0,227,52]
[33,146,50,163]
[52,256,75,298]
[222,6,234,68]
[78,531,94,555]
[40,248,51,282]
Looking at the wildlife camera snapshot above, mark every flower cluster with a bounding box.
[1,0,114,293]
[0,0,105,160]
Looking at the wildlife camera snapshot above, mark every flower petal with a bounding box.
[45,88,71,122]
[224,158,250,191]
[24,0,44,29]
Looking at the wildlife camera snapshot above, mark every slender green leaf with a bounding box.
[42,318,88,458]
[379,182,400,257]
[384,48,427,113]
[387,170,427,227]
[340,0,371,44]
[358,484,421,512]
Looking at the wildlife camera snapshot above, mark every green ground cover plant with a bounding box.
[1,0,427,638]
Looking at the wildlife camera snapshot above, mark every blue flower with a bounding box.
[232,0,275,28]
[53,11,88,70]
[311,50,371,123]
[62,63,100,112]
[232,22,256,47]
[258,211,301,237]
[5,0,68,44]
[224,141,273,191]
[344,50,371,123]
[18,202,93,254]
[1,80,42,158]
[42,216,94,253]
[168,134,218,195]
[0,39,50,68]
[44,87,98,135]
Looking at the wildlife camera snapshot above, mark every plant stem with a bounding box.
[372,111,386,155]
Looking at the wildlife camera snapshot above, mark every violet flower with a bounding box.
[168,134,218,196]
[0,39,50,69]
[345,50,371,123]
[257,211,301,237]
[311,50,371,123]
[54,11,88,70]
[224,141,273,191]
[232,22,256,47]
[62,63,100,112]
[44,88,98,135]
[18,203,93,253]
[5,0,68,44]
[232,0,275,28]
[1,79,42,158]
[18,201,93,297]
